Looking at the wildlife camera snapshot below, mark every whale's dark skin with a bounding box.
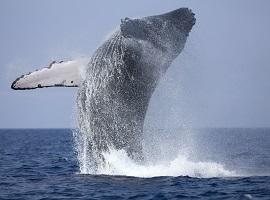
[77,8,195,167]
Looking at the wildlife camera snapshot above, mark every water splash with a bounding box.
[74,31,130,173]
[72,31,235,177]
[74,126,235,177]
[97,148,235,178]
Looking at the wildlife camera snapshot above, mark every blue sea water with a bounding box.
[0,128,270,199]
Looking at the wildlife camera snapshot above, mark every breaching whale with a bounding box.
[11,8,196,169]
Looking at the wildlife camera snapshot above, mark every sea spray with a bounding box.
[74,124,236,177]
[72,34,236,177]
[97,148,235,178]
[72,33,236,177]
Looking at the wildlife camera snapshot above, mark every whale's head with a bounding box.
[120,8,196,59]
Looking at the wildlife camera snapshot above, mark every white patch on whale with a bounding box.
[11,58,88,90]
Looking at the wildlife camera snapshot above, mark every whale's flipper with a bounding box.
[11,59,87,90]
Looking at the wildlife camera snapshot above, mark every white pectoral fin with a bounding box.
[11,59,87,90]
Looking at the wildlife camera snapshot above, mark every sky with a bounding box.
[0,0,270,128]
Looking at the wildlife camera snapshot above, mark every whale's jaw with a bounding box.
[161,8,196,33]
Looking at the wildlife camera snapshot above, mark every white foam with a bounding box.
[92,148,235,178]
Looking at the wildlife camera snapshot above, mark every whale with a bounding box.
[11,8,196,169]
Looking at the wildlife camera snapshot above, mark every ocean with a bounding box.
[0,128,269,199]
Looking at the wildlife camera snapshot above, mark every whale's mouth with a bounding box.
[182,9,196,33]
[163,8,196,33]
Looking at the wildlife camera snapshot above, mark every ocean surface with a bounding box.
[0,128,270,199]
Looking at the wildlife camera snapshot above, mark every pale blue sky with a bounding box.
[1,0,270,128]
